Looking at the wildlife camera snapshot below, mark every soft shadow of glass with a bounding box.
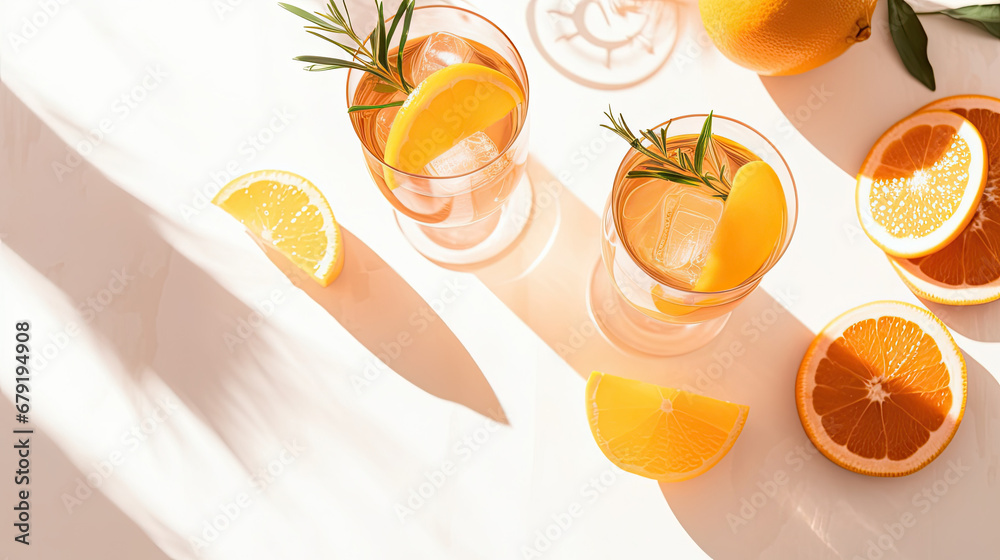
[760,7,1000,176]
[256,229,506,423]
[526,0,682,90]
[661,342,1000,560]
[442,157,809,387]
[923,298,1000,343]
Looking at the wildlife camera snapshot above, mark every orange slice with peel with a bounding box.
[586,371,749,482]
[796,301,966,477]
[696,160,786,292]
[213,170,344,286]
[383,63,523,189]
[857,110,987,258]
[889,95,1000,305]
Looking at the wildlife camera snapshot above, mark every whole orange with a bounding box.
[699,0,877,76]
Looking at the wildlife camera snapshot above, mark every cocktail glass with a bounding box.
[346,6,531,265]
[589,114,797,356]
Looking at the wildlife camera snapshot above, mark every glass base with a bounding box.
[587,260,730,357]
[394,174,533,265]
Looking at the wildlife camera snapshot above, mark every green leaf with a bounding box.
[694,111,713,175]
[376,2,389,72]
[386,0,409,43]
[347,100,405,113]
[679,150,695,172]
[279,3,331,28]
[888,0,936,90]
[339,0,352,30]
[397,0,415,91]
[628,169,703,188]
[369,17,378,67]
[305,30,358,56]
[294,55,389,80]
[939,5,1000,39]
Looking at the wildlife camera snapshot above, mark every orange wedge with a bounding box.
[796,301,966,477]
[586,371,749,482]
[857,110,987,258]
[696,160,786,292]
[383,63,523,189]
[889,95,1000,305]
[213,170,344,286]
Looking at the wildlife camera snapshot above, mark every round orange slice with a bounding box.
[796,301,966,477]
[586,371,749,482]
[857,110,987,258]
[889,95,1000,305]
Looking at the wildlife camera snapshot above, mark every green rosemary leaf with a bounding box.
[283,0,412,96]
[376,2,389,72]
[339,0,352,30]
[279,3,330,27]
[640,128,660,151]
[372,82,398,93]
[888,0,936,90]
[603,107,727,200]
[305,30,357,56]
[368,17,379,68]
[397,0,415,91]
[679,150,695,172]
[347,100,405,113]
[386,0,408,43]
[694,111,713,175]
[294,55,371,72]
[628,169,704,188]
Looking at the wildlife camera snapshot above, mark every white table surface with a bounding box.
[2,0,999,558]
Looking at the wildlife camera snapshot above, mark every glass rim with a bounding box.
[611,113,799,299]
[344,4,530,189]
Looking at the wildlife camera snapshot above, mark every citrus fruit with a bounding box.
[696,160,786,292]
[383,63,524,189]
[213,170,344,286]
[796,301,966,477]
[857,110,988,258]
[698,0,876,76]
[889,95,1000,305]
[586,371,749,482]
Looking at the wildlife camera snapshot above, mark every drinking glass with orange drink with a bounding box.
[283,1,530,264]
[590,111,798,355]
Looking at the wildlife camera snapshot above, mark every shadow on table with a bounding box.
[1,82,502,556]
[923,298,1000,343]
[760,6,1000,177]
[0,399,175,560]
[257,230,505,423]
[445,157,999,559]
[661,351,1000,560]
[524,0,682,90]
[2,82,293,469]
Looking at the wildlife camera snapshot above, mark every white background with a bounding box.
[1,0,999,559]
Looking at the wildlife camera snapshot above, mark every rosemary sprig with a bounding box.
[280,0,416,110]
[601,108,732,199]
